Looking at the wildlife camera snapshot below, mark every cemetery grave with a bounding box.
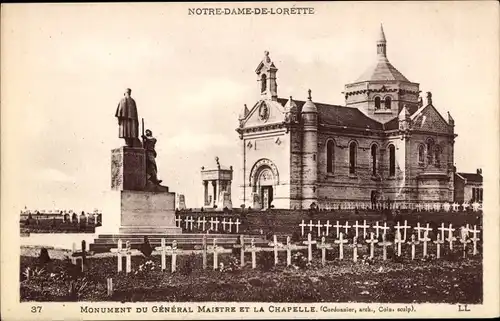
[20,220,482,303]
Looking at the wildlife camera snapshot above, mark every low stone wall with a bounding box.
[176,208,483,236]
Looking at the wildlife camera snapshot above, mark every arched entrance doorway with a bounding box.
[249,159,279,210]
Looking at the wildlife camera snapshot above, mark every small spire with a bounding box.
[307,89,312,101]
[377,24,387,58]
[426,92,433,105]
[378,24,387,43]
[447,111,455,126]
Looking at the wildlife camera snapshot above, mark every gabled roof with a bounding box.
[456,172,483,183]
[277,98,385,130]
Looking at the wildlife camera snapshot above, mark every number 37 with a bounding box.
[31,306,42,313]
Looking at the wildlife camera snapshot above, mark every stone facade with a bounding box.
[236,26,456,210]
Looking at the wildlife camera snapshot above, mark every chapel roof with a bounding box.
[456,172,483,183]
[277,98,392,131]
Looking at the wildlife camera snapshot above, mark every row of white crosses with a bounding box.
[175,216,241,233]
[320,201,483,212]
[299,219,392,239]
[109,225,481,273]
[298,219,480,243]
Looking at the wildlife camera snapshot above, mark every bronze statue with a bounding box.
[142,129,162,185]
[115,88,141,147]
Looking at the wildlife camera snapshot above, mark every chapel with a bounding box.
[236,25,456,210]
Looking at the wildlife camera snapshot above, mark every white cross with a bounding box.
[459,232,470,258]
[443,202,451,212]
[324,220,332,237]
[401,220,411,241]
[221,218,227,231]
[414,222,425,241]
[349,236,363,262]
[207,239,224,270]
[316,236,332,265]
[352,220,361,238]
[155,238,169,271]
[198,216,207,231]
[452,202,459,212]
[366,232,378,259]
[299,220,306,236]
[110,240,139,273]
[445,223,456,250]
[187,216,194,231]
[307,220,315,232]
[213,217,220,231]
[247,238,261,269]
[373,221,381,238]
[209,217,215,230]
[268,235,282,265]
[470,225,480,255]
[234,219,241,233]
[407,234,419,260]
[334,232,348,260]
[378,233,392,261]
[315,220,322,236]
[227,218,234,233]
[462,202,469,211]
[360,220,370,238]
[379,222,389,236]
[343,221,351,235]
[175,215,182,228]
[302,233,317,262]
[421,231,431,257]
[438,223,447,241]
[394,230,404,257]
[334,221,342,238]
[471,202,480,212]
[423,223,432,238]
[433,234,445,259]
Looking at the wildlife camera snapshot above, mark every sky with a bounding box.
[1,2,498,211]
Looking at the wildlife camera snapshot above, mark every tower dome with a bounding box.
[301,89,317,113]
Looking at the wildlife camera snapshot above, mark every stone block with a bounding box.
[111,147,146,191]
[118,190,182,234]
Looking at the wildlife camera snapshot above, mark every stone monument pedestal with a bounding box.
[101,146,181,235]
[111,147,146,191]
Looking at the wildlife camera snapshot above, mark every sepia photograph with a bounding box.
[1,1,499,320]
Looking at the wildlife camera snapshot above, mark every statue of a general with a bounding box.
[115,88,141,147]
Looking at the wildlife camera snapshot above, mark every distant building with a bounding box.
[236,25,456,210]
[454,169,483,203]
[201,157,233,209]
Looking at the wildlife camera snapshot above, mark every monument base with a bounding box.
[99,189,181,235]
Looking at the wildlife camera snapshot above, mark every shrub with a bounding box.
[291,252,310,269]
[291,231,301,243]
[220,256,241,273]
[38,248,51,264]
[257,251,274,271]
[179,254,196,276]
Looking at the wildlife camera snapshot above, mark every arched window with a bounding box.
[261,74,267,92]
[434,146,441,167]
[389,144,396,176]
[326,140,335,173]
[418,144,425,165]
[374,97,381,110]
[426,138,434,165]
[384,96,392,109]
[371,145,378,176]
[349,142,357,174]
